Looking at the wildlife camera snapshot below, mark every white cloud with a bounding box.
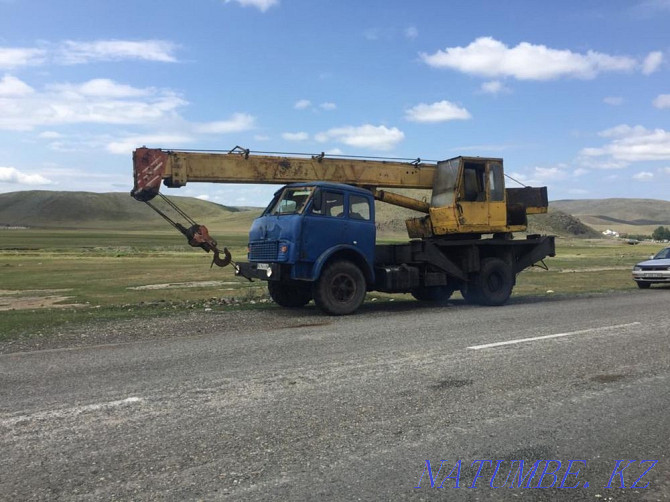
[568,188,589,195]
[421,37,638,80]
[0,78,186,131]
[603,96,624,106]
[48,78,151,98]
[319,102,337,111]
[653,94,670,109]
[642,51,663,75]
[581,124,670,162]
[533,166,568,181]
[0,166,52,185]
[58,40,178,64]
[294,99,311,110]
[38,131,63,139]
[405,100,471,123]
[315,124,404,151]
[0,74,34,96]
[193,113,256,134]
[225,0,278,12]
[633,171,654,181]
[636,0,670,13]
[0,47,46,69]
[196,194,211,200]
[480,80,510,95]
[405,26,419,39]
[106,134,193,155]
[281,131,309,141]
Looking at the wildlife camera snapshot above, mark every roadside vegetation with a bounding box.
[1,228,664,342]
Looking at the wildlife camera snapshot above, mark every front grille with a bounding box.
[641,266,669,271]
[249,241,278,261]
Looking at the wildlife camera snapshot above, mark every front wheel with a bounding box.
[636,281,651,289]
[268,281,312,307]
[313,260,366,315]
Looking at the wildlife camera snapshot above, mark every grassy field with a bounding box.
[1,228,665,341]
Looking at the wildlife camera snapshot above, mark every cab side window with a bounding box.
[326,193,345,217]
[462,162,486,202]
[312,190,345,217]
[488,162,504,202]
[349,195,371,220]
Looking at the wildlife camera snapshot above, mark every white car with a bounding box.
[632,247,670,289]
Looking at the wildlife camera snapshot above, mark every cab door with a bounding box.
[487,161,506,229]
[300,188,348,264]
[456,160,490,232]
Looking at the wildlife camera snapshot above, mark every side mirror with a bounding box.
[311,189,322,212]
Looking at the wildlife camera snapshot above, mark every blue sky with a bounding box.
[1,0,669,206]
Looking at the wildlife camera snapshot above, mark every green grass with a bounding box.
[1,229,665,342]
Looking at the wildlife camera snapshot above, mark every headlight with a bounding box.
[633,266,642,271]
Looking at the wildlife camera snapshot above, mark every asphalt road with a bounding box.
[1,291,669,501]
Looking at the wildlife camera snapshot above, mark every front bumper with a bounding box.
[632,270,670,283]
[235,262,281,281]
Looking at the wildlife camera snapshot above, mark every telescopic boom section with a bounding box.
[131,147,436,203]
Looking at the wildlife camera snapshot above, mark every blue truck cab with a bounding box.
[236,182,376,315]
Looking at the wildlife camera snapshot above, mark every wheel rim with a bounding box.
[331,273,356,302]
[486,272,503,292]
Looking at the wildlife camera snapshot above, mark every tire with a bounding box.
[313,260,366,315]
[411,285,454,303]
[474,257,514,306]
[460,283,482,304]
[636,281,651,289]
[268,281,312,308]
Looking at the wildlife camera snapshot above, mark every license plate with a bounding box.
[256,263,270,271]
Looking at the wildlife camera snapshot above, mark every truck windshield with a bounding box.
[268,187,314,215]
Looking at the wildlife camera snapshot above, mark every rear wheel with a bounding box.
[460,283,482,304]
[268,281,312,307]
[411,285,454,303]
[636,281,651,289]
[474,258,514,306]
[313,260,366,315]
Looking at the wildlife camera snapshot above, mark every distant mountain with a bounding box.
[0,190,257,232]
[551,198,670,235]
[5,190,664,240]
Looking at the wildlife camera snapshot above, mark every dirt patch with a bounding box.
[127,281,239,290]
[0,295,86,311]
[559,266,631,273]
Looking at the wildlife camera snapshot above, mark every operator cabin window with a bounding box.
[463,162,486,202]
[349,195,371,220]
[488,162,504,202]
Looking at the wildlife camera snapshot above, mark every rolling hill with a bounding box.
[551,198,670,235]
[0,190,259,233]
[2,190,667,239]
